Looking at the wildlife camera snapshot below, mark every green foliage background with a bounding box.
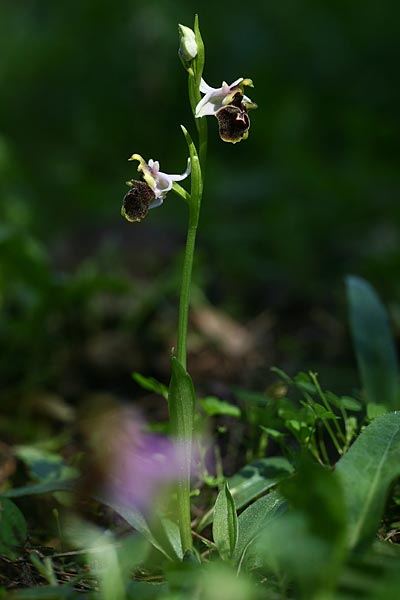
[1,0,399,395]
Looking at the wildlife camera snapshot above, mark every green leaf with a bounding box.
[193,14,205,87]
[168,356,196,554]
[280,459,347,544]
[200,396,241,417]
[294,371,317,393]
[14,446,78,482]
[132,372,168,400]
[126,581,169,599]
[213,482,238,561]
[260,426,284,438]
[228,456,293,510]
[312,403,337,420]
[3,479,76,498]
[346,276,399,409]
[336,411,400,547]
[97,496,182,562]
[255,460,347,594]
[198,457,293,530]
[233,492,286,570]
[0,497,27,559]
[326,392,362,412]
[271,366,293,384]
[367,402,389,420]
[168,356,195,456]
[180,126,202,224]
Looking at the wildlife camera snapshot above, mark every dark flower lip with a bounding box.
[215,104,251,144]
[121,180,155,222]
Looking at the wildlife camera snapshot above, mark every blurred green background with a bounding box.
[1,0,399,421]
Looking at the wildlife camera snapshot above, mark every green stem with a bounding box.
[177,217,198,369]
[170,15,208,556]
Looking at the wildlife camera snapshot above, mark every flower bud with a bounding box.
[178,24,198,64]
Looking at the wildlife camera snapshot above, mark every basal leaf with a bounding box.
[346,276,399,409]
[168,356,195,451]
[0,497,27,559]
[228,456,293,511]
[255,461,347,594]
[197,457,293,530]
[336,411,400,547]
[3,479,76,498]
[213,482,238,561]
[96,496,182,562]
[234,492,286,570]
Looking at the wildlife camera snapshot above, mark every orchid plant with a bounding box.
[120,16,257,556]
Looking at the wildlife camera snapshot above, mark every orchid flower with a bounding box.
[121,154,191,222]
[195,77,257,143]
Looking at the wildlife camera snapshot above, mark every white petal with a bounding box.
[229,77,244,88]
[168,158,191,181]
[199,78,218,94]
[195,92,226,117]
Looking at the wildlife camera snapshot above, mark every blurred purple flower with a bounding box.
[98,408,193,513]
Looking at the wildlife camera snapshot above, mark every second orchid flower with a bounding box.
[195,77,257,143]
[121,154,191,222]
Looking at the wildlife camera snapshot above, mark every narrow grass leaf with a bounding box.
[200,396,241,417]
[336,411,400,548]
[132,372,168,399]
[346,276,399,409]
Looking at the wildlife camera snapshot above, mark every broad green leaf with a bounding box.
[14,446,78,482]
[213,482,238,560]
[255,461,347,594]
[132,372,168,400]
[4,479,180,561]
[367,402,389,420]
[97,496,182,562]
[280,459,346,544]
[228,456,293,511]
[200,396,241,418]
[198,457,293,530]
[346,276,399,409]
[233,492,285,570]
[336,411,400,547]
[3,479,76,498]
[0,497,27,559]
[196,562,258,600]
